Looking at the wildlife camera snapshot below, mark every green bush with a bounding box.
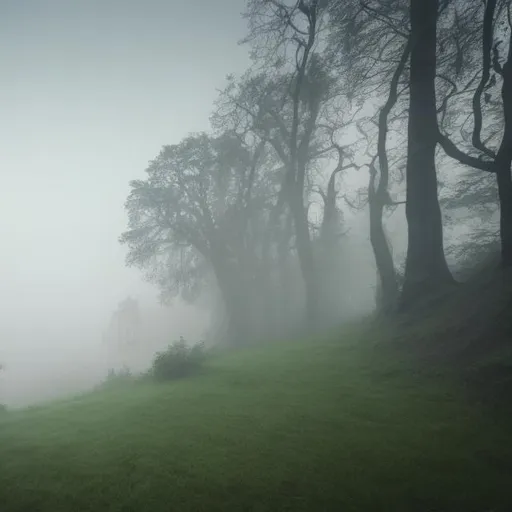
[150,337,206,381]
[101,366,136,389]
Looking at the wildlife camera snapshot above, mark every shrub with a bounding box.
[150,337,206,381]
[101,366,136,389]
[0,404,7,415]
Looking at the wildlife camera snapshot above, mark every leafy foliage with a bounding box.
[150,337,206,381]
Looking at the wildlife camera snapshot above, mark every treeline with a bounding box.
[120,0,512,345]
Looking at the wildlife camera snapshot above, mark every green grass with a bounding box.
[1,337,512,511]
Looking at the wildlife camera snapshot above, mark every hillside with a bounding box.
[376,256,512,408]
[1,307,512,512]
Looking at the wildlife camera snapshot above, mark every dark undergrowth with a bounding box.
[368,255,512,411]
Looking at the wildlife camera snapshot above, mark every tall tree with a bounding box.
[242,0,330,329]
[437,0,512,266]
[368,39,411,312]
[120,132,278,345]
[401,0,454,305]
[327,0,410,310]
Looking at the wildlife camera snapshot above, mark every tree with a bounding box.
[328,0,506,305]
[327,1,410,310]
[400,0,455,305]
[120,132,275,345]
[241,0,331,330]
[438,0,512,267]
[368,39,410,312]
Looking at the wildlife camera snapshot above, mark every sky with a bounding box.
[0,0,252,404]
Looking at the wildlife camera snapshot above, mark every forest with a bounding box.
[120,0,512,345]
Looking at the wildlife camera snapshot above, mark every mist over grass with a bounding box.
[1,334,511,511]
[0,302,209,408]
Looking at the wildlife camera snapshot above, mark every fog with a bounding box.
[0,0,251,407]
[0,0,440,408]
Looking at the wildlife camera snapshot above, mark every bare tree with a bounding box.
[400,0,455,305]
[367,38,411,312]
[242,0,331,329]
[438,0,512,266]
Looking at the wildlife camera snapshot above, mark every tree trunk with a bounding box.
[277,211,293,335]
[401,0,454,307]
[285,5,319,331]
[496,34,512,266]
[370,38,410,313]
[369,197,399,312]
[290,189,318,331]
[220,275,253,346]
[210,248,251,346]
[224,292,249,345]
[496,166,512,265]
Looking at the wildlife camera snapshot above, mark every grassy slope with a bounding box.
[374,259,512,406]
[1,334,512,511]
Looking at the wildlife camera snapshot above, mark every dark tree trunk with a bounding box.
[496,34,512,266]
[370,38,411,313]
[369,197,398,312]
[401,0,453,307]
[496,165,512,266]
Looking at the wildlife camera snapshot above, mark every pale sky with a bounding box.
[0,0,251,402]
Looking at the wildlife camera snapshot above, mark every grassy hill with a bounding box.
[1,323,512,511]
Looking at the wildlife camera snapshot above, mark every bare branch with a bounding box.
[471,0,498,159]
[438,131,496,173]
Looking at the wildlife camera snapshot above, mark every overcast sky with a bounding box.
[0,0,251,395]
